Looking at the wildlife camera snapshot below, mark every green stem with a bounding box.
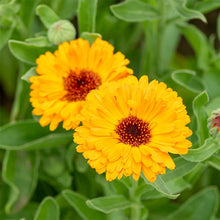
[129,178,141,220]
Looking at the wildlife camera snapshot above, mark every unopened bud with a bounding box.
[208,109,220,138]
[47,20,76,45]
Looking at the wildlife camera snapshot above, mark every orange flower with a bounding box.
[74,76,192,182]
[30,38,133,131]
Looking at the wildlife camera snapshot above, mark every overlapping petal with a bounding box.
[74,75,192,182]
[30,38,133,131]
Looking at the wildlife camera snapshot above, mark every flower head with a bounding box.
[74,76,192,182]
[30,38,133,131]
[208,109,220,138]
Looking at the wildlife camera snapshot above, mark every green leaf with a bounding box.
[168,0,206,22]
[0,22,15,50]
[53,0,78,20]
[0,120,73,150]
[2,150,39,213]
[195,0,220,14]
[10,70,32,121]
[34,197,59,220]
[20,0,38,29]
[110,0,159,22]
[36,4,60,29]
[181,137,219,162]
[0,203,38,220]
[9,40,55,65]
[86,195,134,214]
[217,14,220,42]
[141,177,190,200]
[161,157,197,182]
[159,24,180,72]
[80,32,101,45]
[192,91,209,145]
[166,187,219,220]
[25,36,51,47]
[208,153,220,171]
[178,24,209,70]
[62,189,105,220]
[171,69,204,93]
[202,70,220,99]
[78,0,98,34]
[205,96,220,115]
[184,163,206,186]
[142,175,179,199]
[21,67,37,83]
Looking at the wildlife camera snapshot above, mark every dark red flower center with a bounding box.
[115,115,151,147]
[212,115,220,129]
[63,70,102,102]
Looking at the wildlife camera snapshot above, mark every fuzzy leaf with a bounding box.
[192,91,209,145]
[78,0,98,34]
[143,175,179,199]
[166,187,219,220]
[62,190,105,220]
[34,197,59,220]
[181,137,219,162]
[208,153,220,171]
[168,0,206,22]
[0,120,72,150]
[25,36,51,47]
[110,0,159,22]
[171,70,204,93]
[161,157,197,182]
[9,40,55,64]
[36,4,60,29]
[86,195,134,214]
[2,151,39,213]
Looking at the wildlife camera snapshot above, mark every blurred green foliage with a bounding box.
[0,0,220,219]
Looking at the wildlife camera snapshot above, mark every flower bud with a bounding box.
[47,20,76,45]
[207,109,220,138]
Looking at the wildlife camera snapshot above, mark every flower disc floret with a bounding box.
[74,75,192,182]
[30,38,133,131]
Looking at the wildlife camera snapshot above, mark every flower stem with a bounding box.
[129,178,141,220]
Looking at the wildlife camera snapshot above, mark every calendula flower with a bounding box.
[74,75,192,182]
[30,38,133,131]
